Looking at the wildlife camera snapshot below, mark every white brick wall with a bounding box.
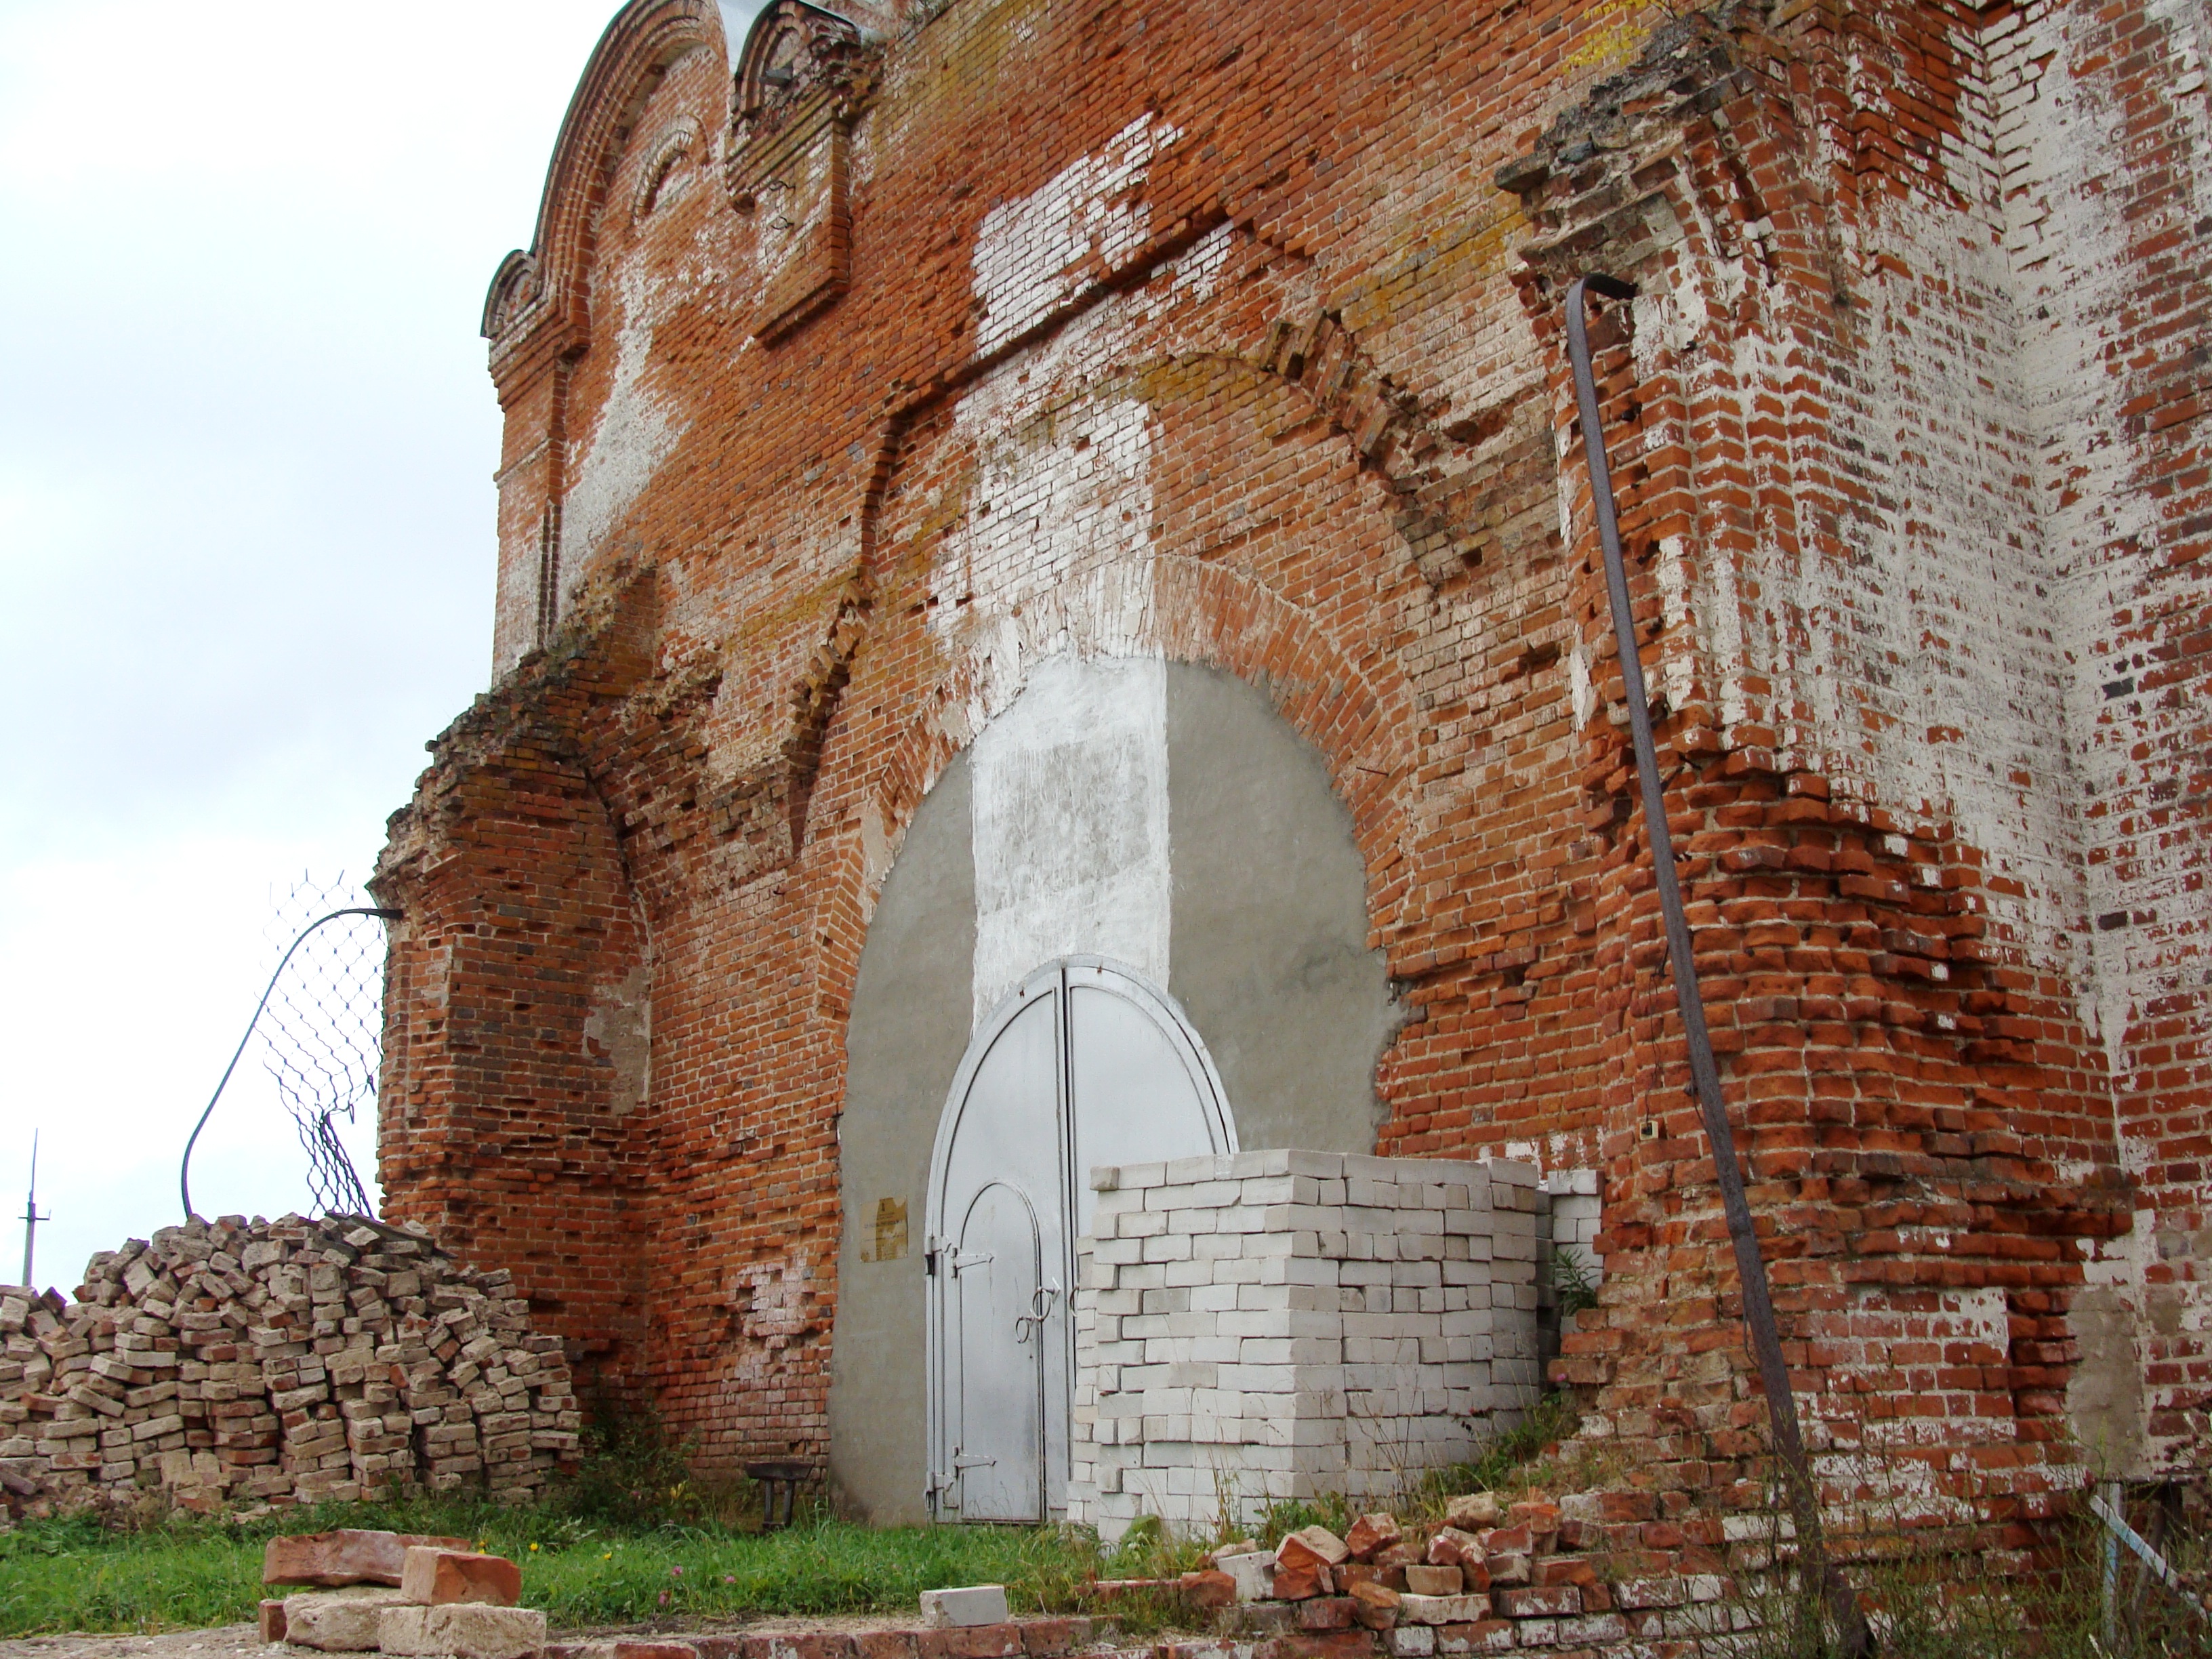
[1065,1151,1544,1539]
[1534,1168,1603,1382]
[1538,1168,1603,1286]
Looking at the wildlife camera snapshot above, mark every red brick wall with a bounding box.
[375,684,654,1405]
[374,0,2210,1530]
[1990,0,2212,1477]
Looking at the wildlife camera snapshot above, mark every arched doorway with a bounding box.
[828,659,1399,1525]
[924,956,1235,1521]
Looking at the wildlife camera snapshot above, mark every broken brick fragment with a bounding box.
[400,1546,523,1607]
[265,1530,472,1589]
[1344,1513,1401,1561]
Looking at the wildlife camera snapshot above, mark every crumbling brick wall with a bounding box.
[1489,0,2208,1545]
[373,0,2210,1549]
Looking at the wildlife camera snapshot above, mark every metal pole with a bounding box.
[2093,1485,2209,1624]
[1563,275,1870,1657]
[2102,1479,2123,1646]
[20,1131,47,1288]
[179,907,402,1221]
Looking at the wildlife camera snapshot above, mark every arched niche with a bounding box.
[826,655,1401,1523]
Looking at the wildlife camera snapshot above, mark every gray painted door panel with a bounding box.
[1067,977,1223,1240]
[951,1183,1043,1521]
[934,983,1063,1521]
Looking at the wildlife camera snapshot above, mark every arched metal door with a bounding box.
[925,957,1233,1521]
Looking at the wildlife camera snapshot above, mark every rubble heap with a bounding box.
[0,1212,581,1518]
[1116,1497,1720,1652]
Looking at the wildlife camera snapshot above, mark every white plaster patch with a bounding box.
[1568,641,1595,731]
[1654,534,1696,712]
[940,396,1151,611]
[1703,522,1748,730]
[1145,218,1233,316]
[725,1250,813,1387]
[859,796,894,924]
[2083,1210,2154,1292]
[968,655,1170,1026]
[1717,182,2078,951]
[1552,426,1576,555]
[925,211,1244,724]
[2002,0,2212,1088]
[752,122,835,287]
[933,389,1160,729]
[972,113,1183,356]
[562,264,690,580]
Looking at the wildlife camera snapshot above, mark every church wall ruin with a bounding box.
[373,0,2211,1553]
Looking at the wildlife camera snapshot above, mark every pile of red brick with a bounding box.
[259,1528,546,1657]
[0,1212,580,1518]
[1160,1500,1724,1655]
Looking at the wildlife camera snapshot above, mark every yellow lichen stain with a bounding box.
[1133,356,1251,410]
[1564,0,1685,72]
[1337,201,1527,338]
[876,0,1054,154]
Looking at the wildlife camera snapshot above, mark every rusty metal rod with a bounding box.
[1564,273,1869,1656]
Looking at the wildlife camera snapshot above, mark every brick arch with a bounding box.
[483,0,731,371]
[811,550,1423,1034]
[371,691,658,1406]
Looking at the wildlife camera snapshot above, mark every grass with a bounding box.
[1244,1390,1589,1548]
[1,1514,268,1639]
[0,1404,1156,1639]
[10,1445,2200,1657]
[1409,1391,1589,1519]
[29,1397,2192,1653]
[0,1392,1581,1640]
[0,1502,1101,1639]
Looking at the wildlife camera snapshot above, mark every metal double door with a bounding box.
[926,958,1234,1522]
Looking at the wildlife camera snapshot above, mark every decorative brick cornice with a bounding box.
[482,0,731,396]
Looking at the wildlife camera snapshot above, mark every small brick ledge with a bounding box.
[1221,1584,1726,1654]
[548,1603,1737,1659]
[550,1618,1109,1659]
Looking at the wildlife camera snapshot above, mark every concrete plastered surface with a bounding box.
[829,753,976,1524]
[828,656,1399,1523]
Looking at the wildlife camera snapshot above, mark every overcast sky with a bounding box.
[0,2,756,1292]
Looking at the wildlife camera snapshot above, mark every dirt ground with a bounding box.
[0,1629,269,1659]
[0,1612,1016,1659]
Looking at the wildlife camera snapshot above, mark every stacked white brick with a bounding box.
[1538,1170,1602,1282]
[1066,1151,1543,1540]
[1534,1170,1603,1381]
[0,1212,580,1519]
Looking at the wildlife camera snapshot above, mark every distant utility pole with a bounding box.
[21,1132,49,1289]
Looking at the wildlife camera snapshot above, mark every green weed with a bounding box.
[1725,1515,2212,1658]
[1552,1248,1600,1320]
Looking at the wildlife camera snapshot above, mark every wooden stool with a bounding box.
[745,1459,811,1530]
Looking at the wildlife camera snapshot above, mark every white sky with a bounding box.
[0,2,760,1294]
